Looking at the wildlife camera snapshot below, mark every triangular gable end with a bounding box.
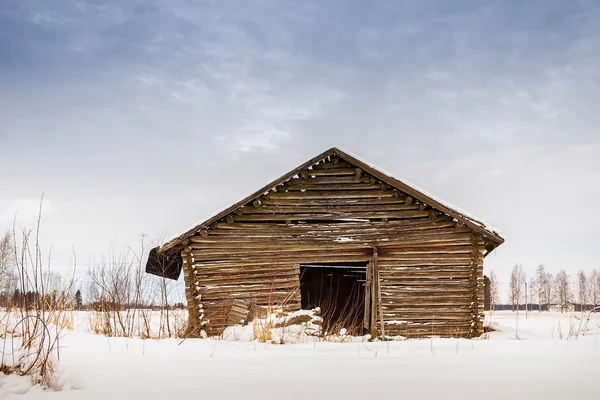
[159,147,504,255]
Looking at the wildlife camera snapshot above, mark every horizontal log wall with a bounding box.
[183,155,486,338]
[377,235,484,338]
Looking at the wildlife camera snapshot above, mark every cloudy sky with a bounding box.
[1,1,599,291]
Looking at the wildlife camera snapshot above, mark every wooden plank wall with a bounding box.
[378,234,484,338]
[182,155,486,338]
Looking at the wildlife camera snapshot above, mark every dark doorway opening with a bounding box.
[299,262,366,335]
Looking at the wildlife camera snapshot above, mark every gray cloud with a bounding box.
[1,1,599,287]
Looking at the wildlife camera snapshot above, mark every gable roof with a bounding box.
[159,147,504,254]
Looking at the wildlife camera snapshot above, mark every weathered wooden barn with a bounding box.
[146,147,504,338]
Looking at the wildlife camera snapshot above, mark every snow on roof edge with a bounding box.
[335,146,503,238]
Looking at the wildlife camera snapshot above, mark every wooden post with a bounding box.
[364,261,372,332]
[469,234,484,337]
[370,257,377,339]
[373,247,386,340]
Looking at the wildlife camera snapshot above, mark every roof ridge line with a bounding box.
[158,146,503,253]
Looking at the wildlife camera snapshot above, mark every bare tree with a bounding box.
[156,262,177,338]
[489,271,500,311]
[554,269,572,312]
[530,264,548,312]
[87,235,155,338]
[528,277,536,311]
[88,249,145,337]
[0,231,13,267]
[0,231,14,292]
[139,234,176,338]
[591,269,600,308]
[541,271,553,311]
[577,270,588,311]
[509,264,526,311]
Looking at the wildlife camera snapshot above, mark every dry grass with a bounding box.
[252,316,273,343]
[87,308,188,339]
[0,203,77,388]
[88,308,113,336]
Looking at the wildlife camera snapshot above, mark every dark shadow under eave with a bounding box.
[145,247,182,280]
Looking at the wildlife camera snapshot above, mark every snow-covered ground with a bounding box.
[2,311,600,399]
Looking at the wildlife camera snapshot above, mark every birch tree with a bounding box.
[591,269,599,308]
[531,264,548,312]
[577,270,588,311]
[554,269,572,312]
[0,231,15,296]
[509,264,526,311]
[489,271,500,311]
[541,272,553,311]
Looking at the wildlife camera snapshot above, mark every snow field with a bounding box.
[1,311,600,399]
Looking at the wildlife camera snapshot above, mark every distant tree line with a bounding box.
[487,264,600,312]
[1,287,185,311]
